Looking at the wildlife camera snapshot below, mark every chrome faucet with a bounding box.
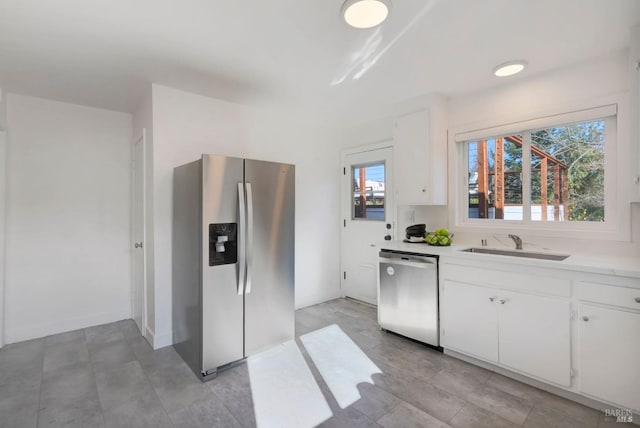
[508,234,523,250]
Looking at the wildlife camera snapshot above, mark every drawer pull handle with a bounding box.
[582,316,589,322]
[635,297,640,303]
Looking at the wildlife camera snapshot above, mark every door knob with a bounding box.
[384,235,392,241]
[134,242,143,248]
[489,297,496,302]
[582,316,589,322]
[499,299,506,304]
[635,297,640,303]
[386,223,392,230]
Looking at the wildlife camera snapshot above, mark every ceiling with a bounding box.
[0,0,638,121]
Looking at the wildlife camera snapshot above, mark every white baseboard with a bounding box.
[152,330,173,349]
[5,309,131,344]
[145,326,172,350]
[144,325,155,347]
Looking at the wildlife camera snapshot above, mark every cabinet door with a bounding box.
[579,304,640,412]
[498,291,571,386]
[394,110,429,205]
[441,280,499,362]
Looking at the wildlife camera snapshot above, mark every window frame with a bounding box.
[350,160,387,222]
[449,99,632,241]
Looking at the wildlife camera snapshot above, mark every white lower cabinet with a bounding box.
[579,304,640,412]
[499,291,571,386]
[441,280,499,362]
[442,279,571,386]
[441,260,640,414]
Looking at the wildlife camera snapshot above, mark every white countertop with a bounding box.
[379,240,640,280]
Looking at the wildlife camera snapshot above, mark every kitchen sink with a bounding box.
[461,247,570,261]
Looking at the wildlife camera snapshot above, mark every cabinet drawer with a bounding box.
[441,263,570,297]
[575,281,640,311]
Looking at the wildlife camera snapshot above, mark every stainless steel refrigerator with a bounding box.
[172,154,295,381]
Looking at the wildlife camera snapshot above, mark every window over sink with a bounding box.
[453,103,626,237]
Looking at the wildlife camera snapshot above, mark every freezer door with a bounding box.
[244,159,295,356]
[202,155,245,371]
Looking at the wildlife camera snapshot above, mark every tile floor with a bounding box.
[0,298,622,428]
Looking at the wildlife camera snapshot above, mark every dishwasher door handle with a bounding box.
[379,258,436,269]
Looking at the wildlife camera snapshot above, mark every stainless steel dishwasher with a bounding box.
[378,249,440,348]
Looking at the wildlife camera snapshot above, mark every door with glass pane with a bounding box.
[341,146,394,305]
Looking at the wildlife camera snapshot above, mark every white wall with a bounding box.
[4,94,133,343]
[150,84,342,348]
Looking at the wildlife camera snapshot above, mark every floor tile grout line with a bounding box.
[117,321,177,428]
[211,387,250,428]
[374,399,402,425]
[35,337,45,428]
[520,404,535,427]
[84,326,108,427]
[447,400,467,424]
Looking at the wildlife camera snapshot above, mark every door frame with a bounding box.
[131,129,147,337]
[0,131,6,348]
[339,140,395,298]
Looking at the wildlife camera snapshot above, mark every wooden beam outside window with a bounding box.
[494,138,504,219]
[540,158,548,221]
[553,164,560,221]
[477,140,488,219]
[562,168,569,221]
[359,167,367,217]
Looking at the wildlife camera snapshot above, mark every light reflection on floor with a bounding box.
[300,324,382,409]
[246,340,332,428]
[246,324,382,427]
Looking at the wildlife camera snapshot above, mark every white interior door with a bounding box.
[131,133,146,335]
[341,145,394,305]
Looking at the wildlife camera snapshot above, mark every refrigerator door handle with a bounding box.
[245,182,254,294]
[237,182,246,295]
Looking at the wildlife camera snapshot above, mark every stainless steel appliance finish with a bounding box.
[378,250,439,347]
[461,247,569,261]
[173,154,295,381]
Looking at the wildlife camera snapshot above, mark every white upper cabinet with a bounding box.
[393,100,447,205]
[631,25,640,200]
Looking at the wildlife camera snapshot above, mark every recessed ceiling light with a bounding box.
[342,0,391,29]
[493,61,527,77]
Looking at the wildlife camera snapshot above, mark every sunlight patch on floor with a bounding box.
[247,340,332,428]
[300,324,382,409]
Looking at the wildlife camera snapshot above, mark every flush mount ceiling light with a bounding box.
[342,0,391,29]
[493,61,527,77]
